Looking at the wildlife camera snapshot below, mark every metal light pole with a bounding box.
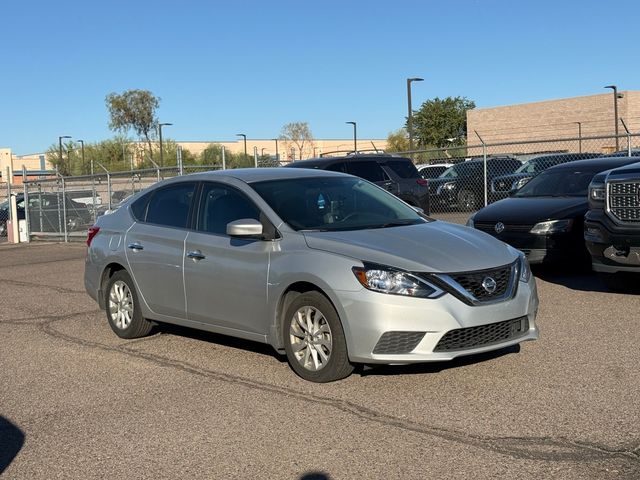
[604,85,620,151]
[273,138,279,161]
[574,122,582,153]
[76,139,86,174]
[158,122,172,167]
[237,133,247,158]
[407,77,424,154]
[261,148,266,157]
[346,121,357,153]
[58,135,71,175]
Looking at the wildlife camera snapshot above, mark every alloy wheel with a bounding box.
[289,306,333,371]
[108,280,134,329]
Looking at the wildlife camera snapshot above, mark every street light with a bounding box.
[158,122,172,167]
[58,135,71,174]
[273,138,279,161]
[574,122,582,153]
[76,139,86,174]
[407,77,424,154]
[346,121,357,153]
[604,85,620,151]
[237,133,247,157]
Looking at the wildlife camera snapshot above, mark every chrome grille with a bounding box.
[475,222,534,234]
[450,265,513,300]
[434,316,529,352]
[608,181,640,223]
[372,331,426,354]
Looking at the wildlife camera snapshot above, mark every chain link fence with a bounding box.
[398,133,640,221]
[9,133,640,242]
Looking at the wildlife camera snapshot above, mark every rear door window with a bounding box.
[145,183,196,228]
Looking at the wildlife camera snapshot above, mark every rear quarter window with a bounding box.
[385,160,420,179]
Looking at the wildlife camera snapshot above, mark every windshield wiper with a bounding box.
[371,220,419,229]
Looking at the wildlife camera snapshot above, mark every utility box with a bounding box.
[18,219,28,242]
[6,220,16,243]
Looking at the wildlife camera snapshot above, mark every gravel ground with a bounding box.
[0,242,638,479]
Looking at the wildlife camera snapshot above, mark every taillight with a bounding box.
[86,226,100,247]
[416,178,428,187]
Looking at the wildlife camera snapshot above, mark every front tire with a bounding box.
[283,291,354,382]
[105,270,153,339]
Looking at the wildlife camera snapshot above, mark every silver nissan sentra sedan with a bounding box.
[84,168,539,382]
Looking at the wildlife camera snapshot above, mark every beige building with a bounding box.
[467,91,640,154]
[175,138,388,161]
[0,149,51,184]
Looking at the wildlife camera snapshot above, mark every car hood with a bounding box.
[473,197,588,224]
[302,221,517,273]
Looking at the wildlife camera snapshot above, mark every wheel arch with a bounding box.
[98,262,128,309]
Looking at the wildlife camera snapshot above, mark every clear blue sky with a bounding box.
[3,0,639,154]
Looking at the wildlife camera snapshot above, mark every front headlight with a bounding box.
[352,264,444,298]
[589,182,605,202]
[529,219,573,235]
[513,177,532,190]
[466,215,475,228]
[518,252,531,283]
[436,182,456,195]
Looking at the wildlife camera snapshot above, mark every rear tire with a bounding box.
[105,270,153,339]
[283,291,354,383]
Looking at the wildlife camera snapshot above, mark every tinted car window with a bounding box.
[346,161,388,182]
[130,191,152,221]
[146,183,195,228]
[327,162,347,173]
[197,183,260,235]
[385,160,420,179]
[514,168,600,197]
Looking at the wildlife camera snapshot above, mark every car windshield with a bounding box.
[515,161,537,174]
[438,162,480,179]
[251,176,426,231]
[514,168,600,197]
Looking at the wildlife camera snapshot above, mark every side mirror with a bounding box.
[226,218,263,237]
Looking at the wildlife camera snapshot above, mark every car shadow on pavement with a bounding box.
[0,416,25,475]
[155,323,287,363]
[358,345,521,378]
[531,265,613,293]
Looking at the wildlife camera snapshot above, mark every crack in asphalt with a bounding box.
[35,312,640,467]
[0,278,85,295]
[0,255,86,271]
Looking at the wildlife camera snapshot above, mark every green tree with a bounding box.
[105,89,160,160]
[411,96,475,148]
[279,122,315,160]
[385,128,410,153]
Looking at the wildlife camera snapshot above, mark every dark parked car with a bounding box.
[0,192,93,236]
[490,153,601,200]
[285,154,430,214]
[429,157,522,211]
[467,157,640,265]
[584,161,640,291]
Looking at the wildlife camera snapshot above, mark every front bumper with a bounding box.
[584,214,640,273]
[334,277,539,364]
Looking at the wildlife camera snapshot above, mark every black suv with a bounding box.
[490,152,601,201]
[429,157,522,211]
[285,154,430,214]
[584,160,640,291]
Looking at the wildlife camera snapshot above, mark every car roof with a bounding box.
[546,156,640,172]
[286,155,411,169]
[417,163,453,168]
[169,167,346,184]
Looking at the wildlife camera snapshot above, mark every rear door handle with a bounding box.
[187,250,206,261]
[127,242,144,251]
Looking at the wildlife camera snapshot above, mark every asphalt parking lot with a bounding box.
[1,240,639,479]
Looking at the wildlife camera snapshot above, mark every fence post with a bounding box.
[147,158,161,182]
[178,145,183,175]
[475,130,488,207]
[253,146,258,168]
[222,146,226,170]
[620,118,632,157]
[22,166,30,242]
[61,174,68,243]
[96,162,112,210]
